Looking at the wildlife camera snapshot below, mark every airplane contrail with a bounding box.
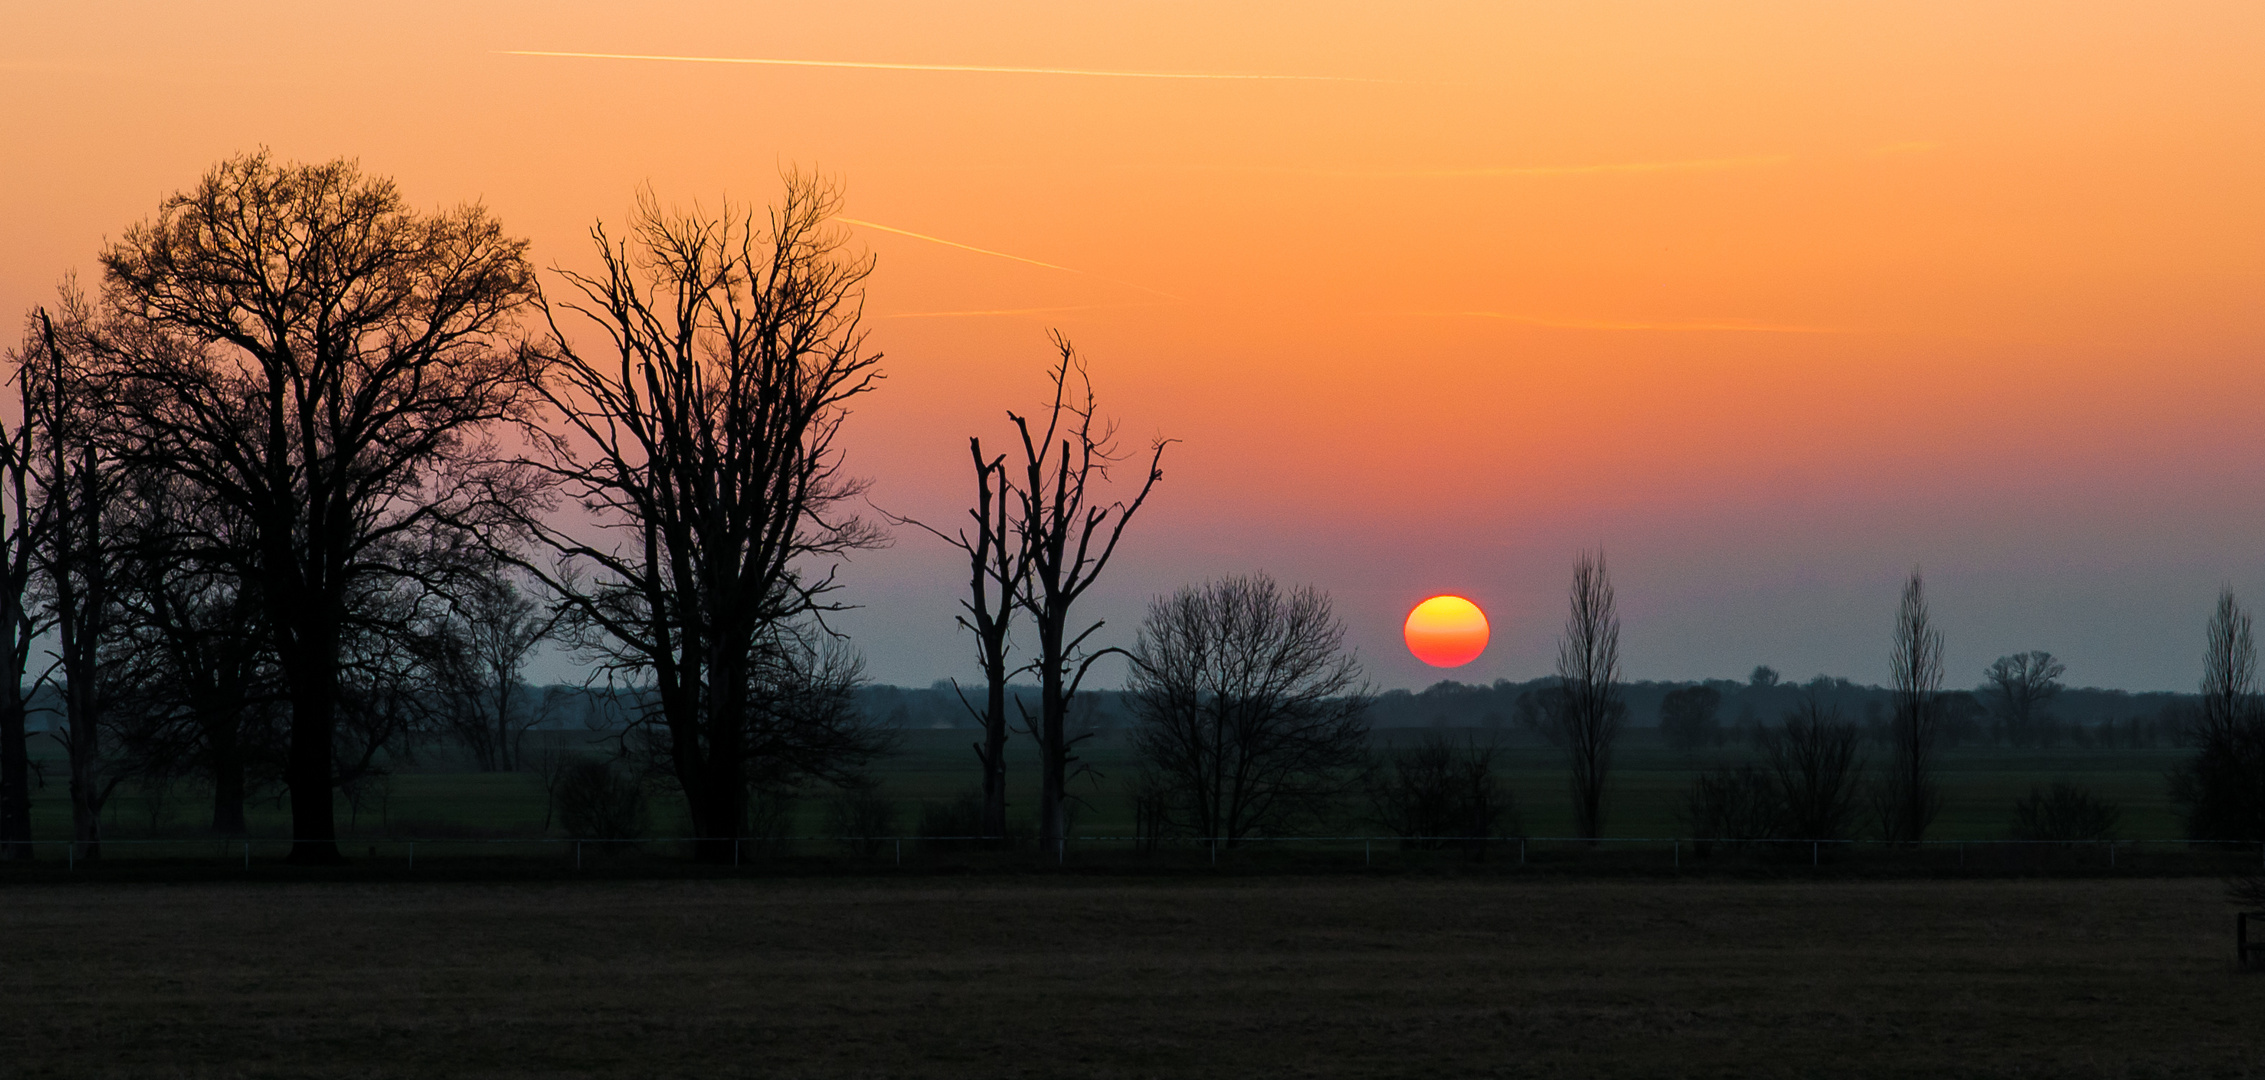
[1175,155,1791,179]
[498,50,1393,83]
[833,217,1185,302]
[1423,311,1850,334]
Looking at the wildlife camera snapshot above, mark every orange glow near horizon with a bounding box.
[1405,596,1491,669]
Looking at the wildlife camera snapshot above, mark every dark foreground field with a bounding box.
[4,877,2260,1078]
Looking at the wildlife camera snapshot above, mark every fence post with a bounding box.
[734,839,741,867]
[1811,841,1818,867]
[67,842,73,871]
[1519,839,1525,865]
[1673,840,1679,869]
[243,840,250,870]
[575,841,582,871]
[407,842,414,871]
[2108,841,2115,869]
[1364,839,1370,867]
[895,840,902,868]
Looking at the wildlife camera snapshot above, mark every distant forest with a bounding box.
[842,673,2192,749]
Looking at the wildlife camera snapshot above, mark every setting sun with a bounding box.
[1403,595,1490,668]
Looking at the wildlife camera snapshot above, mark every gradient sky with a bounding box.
[5,2,2262,692]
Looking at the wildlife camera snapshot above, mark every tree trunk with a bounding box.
[0,664,28,860]
[284,654,341,863]
[207,710,247,836]
[979,678,1008,842]
[1037,621,1067,857]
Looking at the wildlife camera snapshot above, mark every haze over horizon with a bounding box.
[5,2,2261,693]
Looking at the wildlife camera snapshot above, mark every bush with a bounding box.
[917,789,983,849]
[827,786,899,856]
[1367,734,1520,854]
[552,759,648,841]
[1681,765,1777,853]
[2010,781,2122,842]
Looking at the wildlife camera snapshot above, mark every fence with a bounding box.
[1,834,2257,875]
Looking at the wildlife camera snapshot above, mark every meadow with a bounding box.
[9,724,2210,868]
[1,875,2258,1078]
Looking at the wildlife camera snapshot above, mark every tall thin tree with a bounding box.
[1552,549,1624,841]
[2170,590,2265,841]
[1881,569,1945,843]
[1010,334,1166,857]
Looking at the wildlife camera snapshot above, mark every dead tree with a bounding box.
[1009,335,1166,857]
[1126,573,1369,847]
[1550,550,1624,840]
[512,176,890,862]
[99,152,541,862]
[1983,650,2065,748]
[1880,570,1945,843]
[894,440,1021,841]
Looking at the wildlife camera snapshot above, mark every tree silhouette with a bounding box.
[511,176,890,861]
[1126,573,1368,846]
[2170,590,2265,841]
[1983,651,2065,748]
[1007,335,1166,857]
[895,440,1021,841]
[99,152,541,862]
[1551,550,1624,840]
[0,315,46,859]
[1880,570,1944,843]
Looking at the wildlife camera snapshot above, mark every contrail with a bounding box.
[1421,311,1850,334]
[834,217,1185,302]
[835,217,1080,274]
[882,304,1157,319]
[1177,155,1791,179]
[498,50,1393,83]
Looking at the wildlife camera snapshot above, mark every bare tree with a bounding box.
[2170,590,2265,841]
[1984,650,2066,748]
[1880,569,1945,843]
[98,151,542,861]
[894,440,1020,841]
[1763,688,1865,842]
[0,314,46,858]
[25,297,131,860]
[1009,335,1166,856]
[511,177,890,861]
[1127,573,1368,847]
[1550,550,1624,840]
[425,569,555,772]
[107,467,280,834]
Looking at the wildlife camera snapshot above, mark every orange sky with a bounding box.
[5,2,2262,690]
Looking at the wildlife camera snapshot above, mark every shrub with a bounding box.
[917,789,983,849]
[827,786,899,856]
[552,759,648,841]
[2010,781,2122,842]
[1367,734,1520,853]
[1681,765,1778,854]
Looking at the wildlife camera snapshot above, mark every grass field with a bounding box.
[2,875,2259,1078]
[21,726,2200,848]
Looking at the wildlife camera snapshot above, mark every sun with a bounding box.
[1404,595,1490,668]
